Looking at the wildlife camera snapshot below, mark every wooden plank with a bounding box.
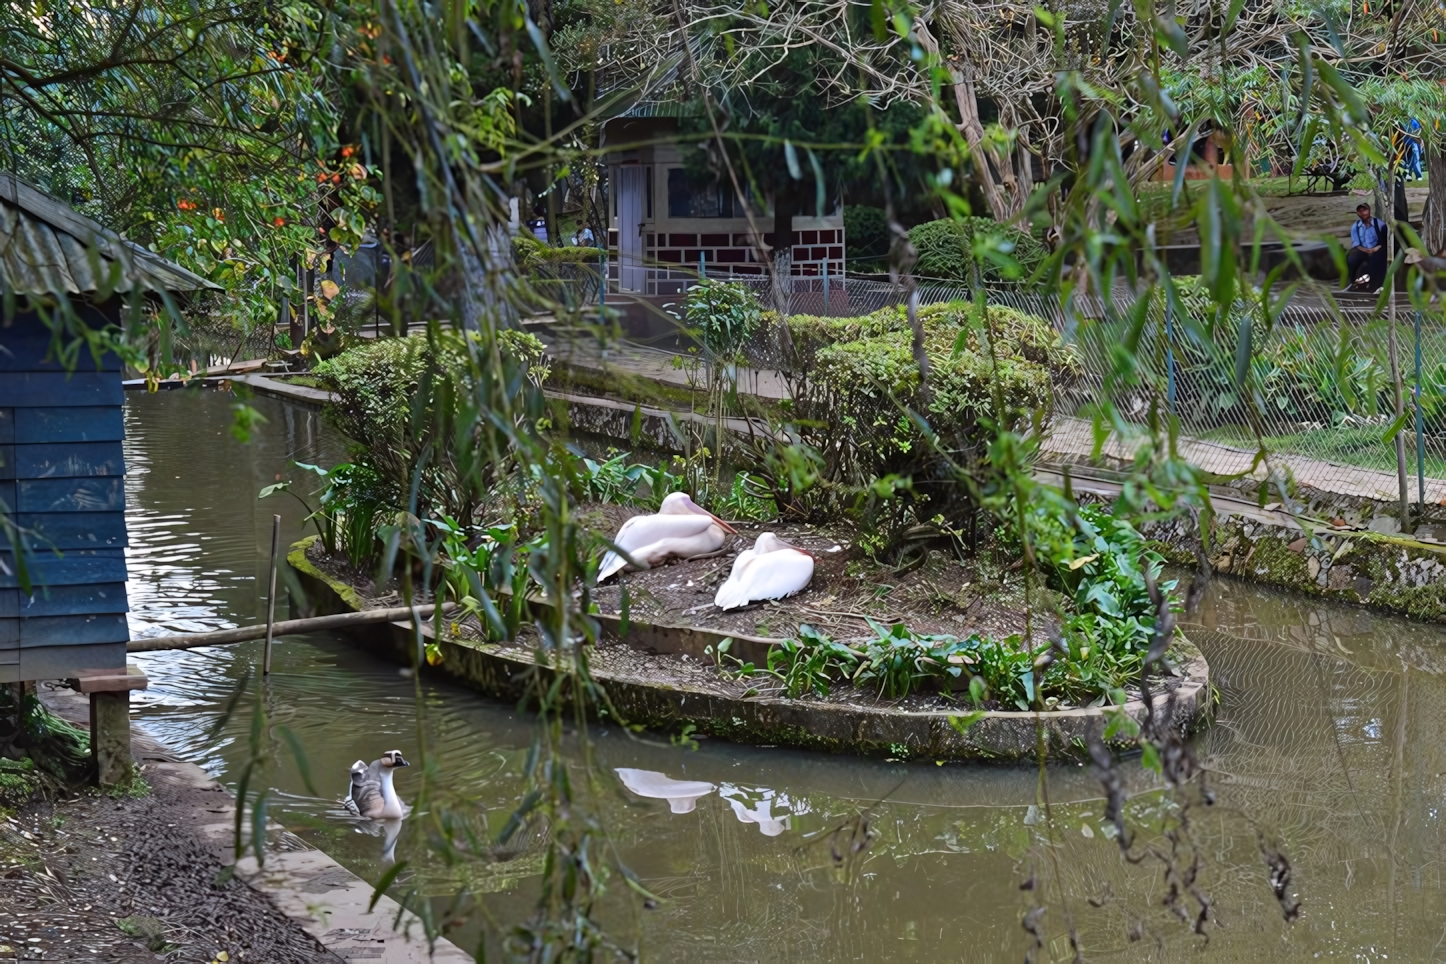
[0,481,13,512]
[0,549,127,588]
[0,444,11,480]
[0,584,129,618]
[19,512,128,549]
[15,441,125,479]
[0,372,122,407]
[0,337,121,372]
[17,613,130,646]
[17,476,125,512]
[15,406,124,443]
[0,409,12,445]
[0,621,14,647]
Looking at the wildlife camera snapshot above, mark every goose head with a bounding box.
[380,750,410,769]
[657,492,738,533]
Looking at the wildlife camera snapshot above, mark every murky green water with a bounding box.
[123,389,1446,961]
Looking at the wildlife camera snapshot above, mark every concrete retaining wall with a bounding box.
[289,539,1214,762]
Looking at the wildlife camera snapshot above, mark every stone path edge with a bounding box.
[289,539,1214,762]
[38,685,472,963]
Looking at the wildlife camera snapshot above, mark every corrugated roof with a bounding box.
[0,173,220,296]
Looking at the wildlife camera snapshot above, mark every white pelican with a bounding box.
[597,492,736,581]
[615,767,716,813]
[713,532,815,610]
[344,750,411,820]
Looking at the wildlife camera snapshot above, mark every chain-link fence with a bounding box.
[737,273,1446,503]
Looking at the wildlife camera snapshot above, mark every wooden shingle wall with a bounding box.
[0,309,129,682]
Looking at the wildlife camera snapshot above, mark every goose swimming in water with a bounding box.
[344,750,411,820]
[597,492,737,582]
[713,532,815,610]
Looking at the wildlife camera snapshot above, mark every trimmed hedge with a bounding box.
[776,301,1076,557]
[908,217,1045,284]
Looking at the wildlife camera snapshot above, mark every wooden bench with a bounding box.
[66,665,149,785]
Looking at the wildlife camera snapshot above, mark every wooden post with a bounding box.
[264,514,280,675]
[69,666,149,786]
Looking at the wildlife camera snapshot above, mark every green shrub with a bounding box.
[314,329,546,523]
[908,217,1045,283]
[843,205,890,263]
[776,301,1074,557]
[683,279,763,358]
[512,233,603,267]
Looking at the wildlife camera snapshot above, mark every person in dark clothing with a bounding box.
[1346,203,1388,291]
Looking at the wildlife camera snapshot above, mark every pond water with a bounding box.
[122,389,1446,961]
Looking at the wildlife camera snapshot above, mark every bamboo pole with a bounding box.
[126,604,455,653]
[263,514,280,675]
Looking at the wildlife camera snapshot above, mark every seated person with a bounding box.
[1346,203,1388,291]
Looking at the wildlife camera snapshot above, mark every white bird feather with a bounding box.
[714,533,815,610]
[598,492,735,581]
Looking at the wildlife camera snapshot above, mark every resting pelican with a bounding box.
[713,532,815,610]
[615,767,716,814]
[597,492,737,581]
[344,750,411,820]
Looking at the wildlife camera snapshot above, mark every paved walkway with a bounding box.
[1043,415,1446,503]
[538,328,792,400]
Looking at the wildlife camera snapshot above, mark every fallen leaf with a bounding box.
[1287,538,1308,553]
[1068,553,1100,570]
[1331,517,1348,527]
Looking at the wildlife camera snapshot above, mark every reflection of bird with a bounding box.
[725,795,788,836]
[615,767,716,813]
[598,492,737,581]
[714,533,815,610]
[344,750,411,819]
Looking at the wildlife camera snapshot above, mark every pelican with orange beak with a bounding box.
[597,492,737,581]
[713,532,815,610]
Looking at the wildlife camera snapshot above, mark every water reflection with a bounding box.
[120,389,1446,960]
[616,768,715,813]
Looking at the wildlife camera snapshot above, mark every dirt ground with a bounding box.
[588,520,1041,644]
[0,687,338,963]
[1154,185,1429,246]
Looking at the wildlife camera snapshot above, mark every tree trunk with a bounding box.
[912,21,1013,222]
[1426,148,1446,255]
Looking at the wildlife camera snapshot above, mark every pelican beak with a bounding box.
[776,536,815,559]
[686,500,738,534]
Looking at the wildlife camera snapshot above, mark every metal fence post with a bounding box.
[1165,297,1177,417]
[823,259,829,315]
[1416,308,1426,507]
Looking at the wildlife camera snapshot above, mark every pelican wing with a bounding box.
[600,515,722,581]
[715,549,813,610]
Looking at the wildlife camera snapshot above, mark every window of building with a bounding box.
[667,168,738,218]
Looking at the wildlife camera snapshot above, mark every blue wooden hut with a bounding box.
[0,173,217,775]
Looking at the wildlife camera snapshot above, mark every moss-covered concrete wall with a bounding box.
[1142,511,1446,620]
[289,539,1214,762]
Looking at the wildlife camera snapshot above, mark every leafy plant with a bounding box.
[777,301,1069,557]
[685,279,763,359]
[907,217,1046,284]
